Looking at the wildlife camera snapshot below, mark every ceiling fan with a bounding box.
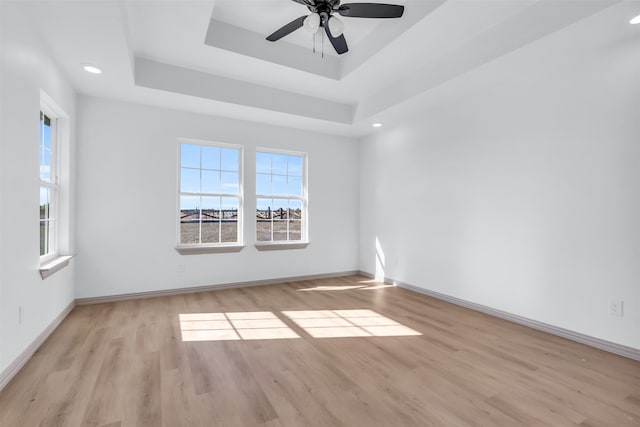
[266,0,405,55]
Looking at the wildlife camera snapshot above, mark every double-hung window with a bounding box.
[39,110,58,260]
[178,140,242,247]
[38,92,73,278]
[256,150,307,243]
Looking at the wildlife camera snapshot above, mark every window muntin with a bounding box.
[178,141,242,246]
[40,111,57,259]
[256,150,306,243]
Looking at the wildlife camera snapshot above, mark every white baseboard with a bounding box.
[75,270,360,305]
[0,300,75,392]
[359,271,640,362]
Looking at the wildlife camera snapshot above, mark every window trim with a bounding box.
[175,137,244,252]
[39,90,72,278]
[254,241,310,251]
[39,103,59,264]
[255,147,309,247]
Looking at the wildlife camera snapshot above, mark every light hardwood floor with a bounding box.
[1,275,639,426]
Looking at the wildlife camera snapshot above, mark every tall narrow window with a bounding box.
[256,150,307,243]
[178,140,242,247]
[40,111,57,259]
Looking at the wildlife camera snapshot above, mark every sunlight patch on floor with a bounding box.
[358,284,395,290]
[297,284,396,292]
[180,309,421,341]
[179,312,299,342]
[281,309,422,338]
[298,285,365,291]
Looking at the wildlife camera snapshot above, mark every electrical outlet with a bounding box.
[608,299,623,317]
[178,264,185,273]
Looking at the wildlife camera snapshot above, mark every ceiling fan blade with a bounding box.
[324,23,348,55]
[291,0,315,6]
[337,3,404,18]
[266,15,307,42]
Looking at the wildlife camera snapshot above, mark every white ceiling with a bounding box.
[16,0,640,137]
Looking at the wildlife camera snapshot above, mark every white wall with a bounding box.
[359,11,640,349]
[0,2,77,372]
[75,96,359,299]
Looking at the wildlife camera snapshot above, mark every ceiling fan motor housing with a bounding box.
[308,0,340,26]
[306,0,341,12]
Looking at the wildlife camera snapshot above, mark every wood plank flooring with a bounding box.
[1,275,639,426]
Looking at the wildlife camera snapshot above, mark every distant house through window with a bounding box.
[177,139,242,247]
[256,150,307,243]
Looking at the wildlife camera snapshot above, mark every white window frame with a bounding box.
[38,91,73,279]
[176,138,244,254]
[39,104,59,263]
[255,147,308,249]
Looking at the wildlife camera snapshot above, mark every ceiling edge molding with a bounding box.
[355,0,620,121]
[205,19,341,80]
[134,57,354,124]
[118,0,136,82]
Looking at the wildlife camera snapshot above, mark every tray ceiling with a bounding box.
[15,0,634,137]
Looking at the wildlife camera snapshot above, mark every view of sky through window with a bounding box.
[256,151,305,242]
[179,142,241,245]
[39,112,55,257]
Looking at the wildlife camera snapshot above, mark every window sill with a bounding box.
[255,242,310,251]
[40,255,74,279]
[175,245,245,255]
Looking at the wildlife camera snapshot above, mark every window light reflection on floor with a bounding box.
[180,309,421,342]
[358,284,396,291]
[179,311,299,342]
[298,285,364,291]
[282,309,422,338]
[297,284,396,291]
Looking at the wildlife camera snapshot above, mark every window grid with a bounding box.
[178,141,242,246]
[256,151,306,243]
[40,111,58,259]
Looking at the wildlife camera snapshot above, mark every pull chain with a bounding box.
[311,28,325,59]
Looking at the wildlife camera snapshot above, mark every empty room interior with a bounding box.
[1,0,639,425]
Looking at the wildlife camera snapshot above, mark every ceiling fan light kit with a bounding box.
[328,16,344,37]
[267,0,405,55]
[303,13,321,32]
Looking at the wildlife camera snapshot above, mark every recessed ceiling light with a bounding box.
[82,64,102,74]
[630,14,640,25]
[372,123,383,128]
